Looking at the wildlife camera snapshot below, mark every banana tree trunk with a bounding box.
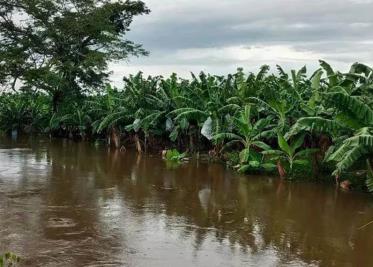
[68,130,73,139]
[134,134,142,153]
[313,134,331,178]
[144,134,148,153]
[108,127,120,149]
[277,160,286,178]
[189,129,195,152]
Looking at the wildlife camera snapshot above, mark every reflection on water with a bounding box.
[1,137,373,267]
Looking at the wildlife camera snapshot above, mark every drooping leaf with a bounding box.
[133,118,141,132]
[333,145,369,175]
[201,116,213,140]
[166,118,174,132]
[287,117,345,137]
[252,141,272,151]
[319,60,338,86]
[325,92,373,126]
[169,127,179,142]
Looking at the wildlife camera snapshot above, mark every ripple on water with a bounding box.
[46,218,77,228]
[1,138,373,267]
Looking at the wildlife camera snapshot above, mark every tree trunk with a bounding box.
[144,134,147,153]
[189,129,194,153]
[52,96,58,113]
[134,134,142,153]
[109,127,120,149]
[277,160,286,178]
[68,130,73,139]
[52,91,63,113]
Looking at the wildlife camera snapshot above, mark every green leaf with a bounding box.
[252,141,272,151]
[290,134,305,155]
[261,163,277,170]
[239,148,250,163]
[325,92,373,126]
[262,149,283,156]
[164,149,186,162]
[335,113,364,130]
[293,159,310,166]
[133,118,141,132]
[311,69,323,91]
[287,117,345,137]
[278,133,292,156]
[169,127,179,142]
[319,60,338,86]
[213,133,243,142]
[295,148,319,158]
[166,118,173,131]
[248,160,260,168]
[333,145,369,175]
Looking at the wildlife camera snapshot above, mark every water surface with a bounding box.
[1,137,373,266]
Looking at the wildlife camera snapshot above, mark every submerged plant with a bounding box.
[163,149,187,162]
[262,133,318,178]
[213,105,272,171]
[0,252,20,267]
[290,90,373,183]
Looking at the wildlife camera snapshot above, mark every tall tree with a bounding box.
[0,0,149,111]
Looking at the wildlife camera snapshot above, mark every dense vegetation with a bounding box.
[0,0,149,111]
[0,61,372,191]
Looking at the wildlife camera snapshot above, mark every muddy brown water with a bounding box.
[1,137,373,267]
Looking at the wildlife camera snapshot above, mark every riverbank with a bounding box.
[1,62,372,193]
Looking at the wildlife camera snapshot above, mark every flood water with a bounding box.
[1,137,373,266]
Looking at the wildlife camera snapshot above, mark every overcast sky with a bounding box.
[110,0,373,84]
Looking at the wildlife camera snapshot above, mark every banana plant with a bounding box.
[0,92,49,134]
[235,65,270,99]
[86,85,131,147]
[48,103,92,139]
[213,105,272,171]
[289,91,373,182]
[168,72,240,150]
[262,133,318,177]
[327,127,373,176]
[248,97,291,135]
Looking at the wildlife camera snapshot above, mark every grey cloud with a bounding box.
[111,0,373,83]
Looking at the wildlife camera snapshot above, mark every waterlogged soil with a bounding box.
[1,137,373,267]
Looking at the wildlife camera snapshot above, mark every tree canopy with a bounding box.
[0,0,149,110]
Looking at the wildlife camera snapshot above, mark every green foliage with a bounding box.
[1,60,373,192]
[327,127,373,176]
[213,105,272,172]
[291,88,373,182]
[0,92,50,133]
[0,252,20,267]
[263,133,318,176]
[163,149,187,162]
[0,0,150,109]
